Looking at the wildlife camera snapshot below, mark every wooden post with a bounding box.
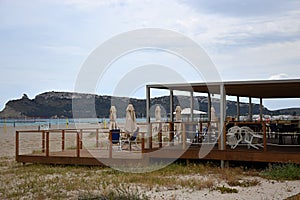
[42,130,45,153]
[76,132,80,158]
[149,123,153,149]
[158,123,162,148]
[62,130,65,151]
[80,129,83,149]
[95,129,99,148]
[263,122,267,151]
[15,131,19,159]
[169,122,174,146]
[141,132,145,153]
[46,131,49,157]
[109,130,112,159]
[223,122,227,150]
[182,123,186,149]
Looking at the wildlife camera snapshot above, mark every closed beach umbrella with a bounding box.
[125,104,137,132]
[109,106,117,130]
[211,107,217,122]
[175,106,182,122]
[155,105,161,122]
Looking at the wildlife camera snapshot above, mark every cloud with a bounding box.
[41,44,88,56]
[269,73,289,80]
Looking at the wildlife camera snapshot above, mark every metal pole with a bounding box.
[146,86,151,149]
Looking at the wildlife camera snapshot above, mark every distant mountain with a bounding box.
[0,91,299,119]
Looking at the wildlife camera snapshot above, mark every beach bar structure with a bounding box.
[144,79,300,165]
[16,79,300,166]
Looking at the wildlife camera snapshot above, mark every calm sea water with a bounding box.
[0,118,151,127]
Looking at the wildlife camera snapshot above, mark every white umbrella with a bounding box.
[155,105,161,122]
[125,104,137,132]
[109,106,117,130]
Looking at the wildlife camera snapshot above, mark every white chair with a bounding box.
[226,126,243,149]
[241,126,263,149]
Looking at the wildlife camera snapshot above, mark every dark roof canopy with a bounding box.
[147,79,300,98]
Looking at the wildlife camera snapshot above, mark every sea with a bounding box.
[0,118,152,128]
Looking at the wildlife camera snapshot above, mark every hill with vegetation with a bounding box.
[0,91,298,119]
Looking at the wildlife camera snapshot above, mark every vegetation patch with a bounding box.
[227,179,260,187]
[261,163,300,180]
[214,185,238,194]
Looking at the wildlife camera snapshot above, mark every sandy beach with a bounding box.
[0,124,299,199]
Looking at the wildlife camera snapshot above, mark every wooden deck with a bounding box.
[15,125,300,166]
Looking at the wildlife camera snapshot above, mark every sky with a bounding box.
[0,0,300,111]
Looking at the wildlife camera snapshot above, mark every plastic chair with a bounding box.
[241,126,263,149]
[110,129,122,151]
[226,126,242,149]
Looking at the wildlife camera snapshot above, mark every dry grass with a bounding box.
[2,157,298,199]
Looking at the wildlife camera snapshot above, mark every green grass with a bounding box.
[261,163,300,180]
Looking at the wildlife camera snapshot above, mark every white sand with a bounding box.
[0,124,299,199]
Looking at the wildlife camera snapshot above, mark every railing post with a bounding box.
[76,131,80,158]
[15,131,19,159]
[46,131,49,157]
[96,129,99,148]
[62,130,65,151]
[169,122,174,146]
[141,132,145,153]
[149,123,153,149]
[263,122,267,151]
[42,130,45,153]
[80,129,83,149]
[182,123,186,149]
[158,123,162,148]
[109,130,112,158]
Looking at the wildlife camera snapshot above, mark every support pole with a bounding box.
[220,83,226,168]
[219,83,226,151]
[190,91,194,122]
[146,86,151,149]
[170,90,174,122]
[249,97,252,121]
[260,98,263,121]
[237,96,240,121]
[208,93,211,122]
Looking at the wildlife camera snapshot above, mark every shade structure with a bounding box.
[155,105,161,122]
[109,106,117,130]
[125,104,137,132]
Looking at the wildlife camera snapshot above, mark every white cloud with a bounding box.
[41,44,88,56]
[269,73,289,80]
